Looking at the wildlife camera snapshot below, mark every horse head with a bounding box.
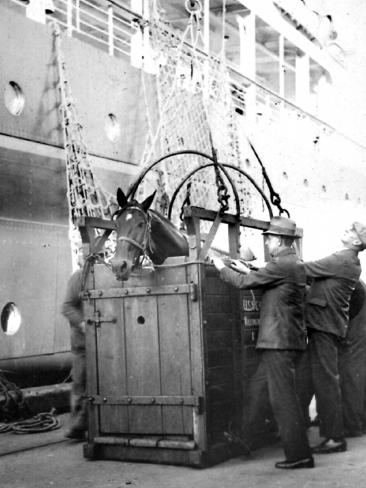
[110,188,156,281]
[110,188,189,281]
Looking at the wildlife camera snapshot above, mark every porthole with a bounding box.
[105,113,120,143]
[4,81,25,116]
[1,302,22,336]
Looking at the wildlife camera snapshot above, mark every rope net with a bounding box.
[137,3,267,236]
[54,22,117,267]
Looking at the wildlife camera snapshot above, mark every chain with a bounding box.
[179,180,192,222]
[211,143,230,213]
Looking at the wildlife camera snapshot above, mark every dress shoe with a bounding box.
[312,438,347,454]
[275,457,314,469]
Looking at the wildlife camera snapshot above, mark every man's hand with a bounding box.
[230,259,251,274]
[211,256,226,271]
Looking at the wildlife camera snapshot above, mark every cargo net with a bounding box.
[53,22,117,267]
[137,3,267,238]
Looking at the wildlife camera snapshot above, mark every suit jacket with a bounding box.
[346,279,366,342]
[304,249,361,337]
[220,248,307,350]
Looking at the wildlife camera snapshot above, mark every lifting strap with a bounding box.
[198,211,222,260]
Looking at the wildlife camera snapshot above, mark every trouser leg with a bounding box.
[242,357,277,444]
[309,330,344,439]
[339,336,366,434]
[70,348,87,431]
[295,348,314,426]
[262,350,311,461]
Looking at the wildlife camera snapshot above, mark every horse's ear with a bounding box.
[141,191,156,212]
[117,188,128,208]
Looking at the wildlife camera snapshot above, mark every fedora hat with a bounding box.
[353,221,366,249]
[263,216,297,237]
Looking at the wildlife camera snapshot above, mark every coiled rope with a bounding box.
[0,373,61,434]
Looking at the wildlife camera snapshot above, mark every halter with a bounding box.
[114,205,152,263]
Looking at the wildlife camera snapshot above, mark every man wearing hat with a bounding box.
[211,216,313,470]
[304,221,366,454]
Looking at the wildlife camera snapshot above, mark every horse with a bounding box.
[110,188,189,281]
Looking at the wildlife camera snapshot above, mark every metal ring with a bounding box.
[185,0,202,15]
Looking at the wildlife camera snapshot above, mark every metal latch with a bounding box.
[86,310,117,328]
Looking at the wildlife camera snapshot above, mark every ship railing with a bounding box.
[8,0,366,155]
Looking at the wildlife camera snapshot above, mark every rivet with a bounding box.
[146,288,151,293]
[124,289,129,294]
[103,397,107,403]
[98,290,103,297]
[174,287,179,292]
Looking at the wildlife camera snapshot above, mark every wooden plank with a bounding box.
[94,297,129,434]
[206,366,235,385]
[90,443,204,466]
[204,276,230,295]
[184,206,270,230]
[155,257,189,285]
[84,267,99,443]
[187,263,206,451]
[207,348,233,368]
[124,295,163,434]
[204,313,235,330]
[228,221,240,258]
[93,263,121,290]
[204,295,232,314]
[206,330,233,350]
[157,293,193,435]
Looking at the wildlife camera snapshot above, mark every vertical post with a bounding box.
[203,0,210,55]
[67,0,73,37]
[108,4,114,56]
[296,53,310,109]
[279,34,285,99]
[75,0,80,32]
[228,222,240,258]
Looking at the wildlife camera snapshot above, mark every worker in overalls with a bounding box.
[340,280,366,437]
[304,222,366,454]
[212,216,313,470]
[61,256,87,440]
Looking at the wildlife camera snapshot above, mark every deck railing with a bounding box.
[8,0,366,154]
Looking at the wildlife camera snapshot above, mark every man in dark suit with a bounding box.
[212,216,313,470]
[340,280,366,437]
[305,222,366,454]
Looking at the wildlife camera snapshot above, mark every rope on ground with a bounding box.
[0,373,61,434]
[0,410,61,435]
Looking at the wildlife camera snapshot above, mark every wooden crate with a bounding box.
[82,257,241,467]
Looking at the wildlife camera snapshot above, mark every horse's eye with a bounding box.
[138,222,144,228]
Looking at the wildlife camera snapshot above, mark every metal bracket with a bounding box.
[86,283,196,300]
[87,395,204,413]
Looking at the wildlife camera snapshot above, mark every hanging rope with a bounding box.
[247,140,290,217]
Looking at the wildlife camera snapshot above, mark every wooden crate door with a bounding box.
[96,291,193,436]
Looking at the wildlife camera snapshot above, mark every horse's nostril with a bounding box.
[120,261,127,271]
